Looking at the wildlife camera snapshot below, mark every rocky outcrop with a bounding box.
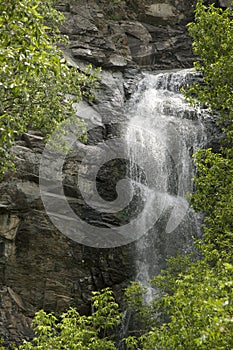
[58,0,197,69]
[0,127,135,346]
[0,287,33,345]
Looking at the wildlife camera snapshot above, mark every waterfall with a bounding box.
[125,69,208,293]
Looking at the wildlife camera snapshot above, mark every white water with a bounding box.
[125,69,208,296]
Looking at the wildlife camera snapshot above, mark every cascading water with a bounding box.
[125,69,208,293]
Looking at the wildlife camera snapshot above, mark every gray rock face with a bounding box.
[0,129,135,345]
[0,0,202,345]
[58,0,197,69]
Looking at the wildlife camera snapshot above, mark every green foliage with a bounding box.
[185,0,233,262]
[139,261,233,350]
[0,339,5,350]
[150,253,197,294]
[192,147,233,262]
[17,288,122,350]
[124,282,147,314]
[123,336,139,350]
[186,0,233,117]
[91,288,122,335]
[124,282,157,333]
[0,0,99,176]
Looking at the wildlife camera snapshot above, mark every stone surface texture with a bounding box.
[59,0,197,69]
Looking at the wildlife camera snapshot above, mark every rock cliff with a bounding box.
[58,0,197,69]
